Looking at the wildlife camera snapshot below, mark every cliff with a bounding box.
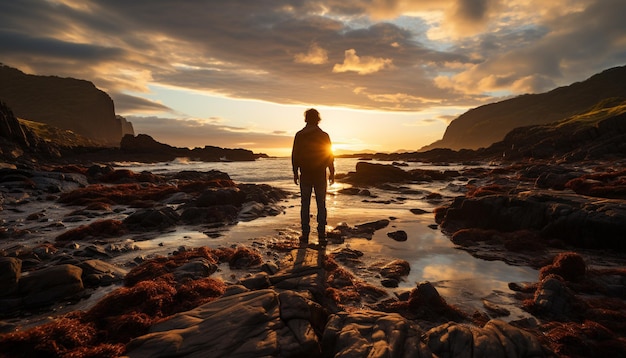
[0,102,61,161]
[423,65,626,151]
[0,64,134,147]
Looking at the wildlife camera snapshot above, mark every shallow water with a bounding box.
[116,157,538,318]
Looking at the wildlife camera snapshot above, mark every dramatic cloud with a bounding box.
[0,0,624,153]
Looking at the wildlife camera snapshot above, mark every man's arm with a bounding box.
[327,134,335,185]
[291,134,300,185]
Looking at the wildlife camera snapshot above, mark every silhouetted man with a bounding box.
[292,108,334,245]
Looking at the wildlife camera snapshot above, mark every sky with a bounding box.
[1,0,625,156]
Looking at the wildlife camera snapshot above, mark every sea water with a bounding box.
[116,157,538,317]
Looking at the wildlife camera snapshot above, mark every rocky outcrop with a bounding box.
[0,102,61,160]
[339,161,461,186]
[423,65,626,151]
[435,190,626,251]
[117,115,135,137]
[0,65,130,146]
[120,133,261,162]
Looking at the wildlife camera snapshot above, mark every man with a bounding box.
[291,108,335,245]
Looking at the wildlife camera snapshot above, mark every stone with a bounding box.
[321,310,433,358]
[239,272,271,290]
[387,230,408,242]
[380,259,411,280]
[531,275,578,319]
[79,259,128,287]
[0,257,22,297]
[172,258,218,281]
[18,264,84,307]
[195,187,245,207]
[425,319,543,358]
[123,207,179,231]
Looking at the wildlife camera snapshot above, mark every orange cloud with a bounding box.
[333,49,392,75]
[294,43,329,64]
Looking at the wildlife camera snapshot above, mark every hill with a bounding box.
[0,64,133,146]
[422,65,626,151]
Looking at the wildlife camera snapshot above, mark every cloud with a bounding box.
[294,43,329,64]
[333,49,393,75]
[112,93,172,114]
[0,0,624,115]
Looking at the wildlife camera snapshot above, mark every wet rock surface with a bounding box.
[1,160,625,357]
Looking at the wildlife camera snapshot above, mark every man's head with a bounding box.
[304,108,321,124]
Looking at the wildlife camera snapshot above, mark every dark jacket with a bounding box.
[292,124,334,184]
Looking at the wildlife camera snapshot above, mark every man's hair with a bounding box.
[304,108,321,124]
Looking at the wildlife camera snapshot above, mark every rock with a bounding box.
[126,289,325,357]
[123,207,179,231]
[380,259,411,280]
[531,275,579,319]
[238,201,266,221]
[56,219,126,242]
[436,190,626,252]
[482,300,511,317]
[387,230,408,242]
[239,272,271,290]
[342,162,413,185]
[0,257,21,297]
[539,252,586,282]
[173,258,218,281]
[535,170,581,190]
[355,219,390,233]
[79,259,128,287]
[261,261,280,275]
[195,187,246,207]
[381,278,399,288]
[18,264,84,307]
[321,310,432,357]
[410,208,429,215]
[180,205,239,225]
[425,319,543,358]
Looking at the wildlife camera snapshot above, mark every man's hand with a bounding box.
[329,174,335,185]
[293,173,299,185]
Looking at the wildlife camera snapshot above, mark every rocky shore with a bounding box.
[0,159,625,357]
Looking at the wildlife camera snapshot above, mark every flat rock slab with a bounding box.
[126,289,324,357]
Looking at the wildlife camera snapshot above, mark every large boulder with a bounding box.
[18,264,84,307]
[342,162,413,185]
